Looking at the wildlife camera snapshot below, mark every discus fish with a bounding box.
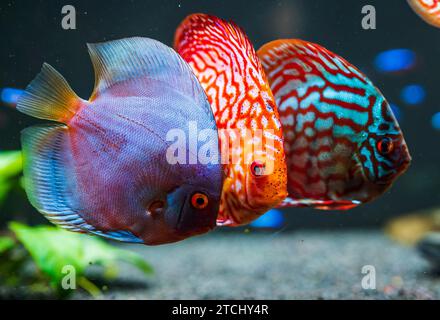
[175,14,288,226]
[408,0,440,28]
[17,37,223,245]
[257,39,411,210]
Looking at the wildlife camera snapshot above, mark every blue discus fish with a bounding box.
[16,37,223,245]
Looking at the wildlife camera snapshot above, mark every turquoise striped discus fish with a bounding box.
[258,39,411,210]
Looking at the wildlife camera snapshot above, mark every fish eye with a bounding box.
[250,161,266,177]
[191,192,209,209]
[377,137,394,156]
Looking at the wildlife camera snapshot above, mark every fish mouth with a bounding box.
[399,153,412,173]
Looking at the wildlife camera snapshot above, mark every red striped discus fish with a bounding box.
[258,39,411,210]
[408,0,440,28]
[16,37,223,245]
[175,14,288,226]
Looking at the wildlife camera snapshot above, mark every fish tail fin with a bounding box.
[16,63,83,123]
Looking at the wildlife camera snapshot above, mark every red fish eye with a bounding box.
[191,193,209,209]
[377,138,394,155]
[251,161,266,177]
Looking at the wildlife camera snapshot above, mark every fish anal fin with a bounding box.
[277,197,360,211]
[21,124,83,226]
[21,124,144,243]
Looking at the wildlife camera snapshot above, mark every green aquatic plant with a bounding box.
[0,150,154,298]
[0,222,154,298]
[0,236,15,254]
[8,223,153,297]
[0,151,22,206]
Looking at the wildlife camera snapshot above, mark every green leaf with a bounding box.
[9,222,85,287]
[0,236,15,254]
[0,151,23,206]
[0,151,23,179]
[9,222,153,292]
[80,239,154,275]
[77,276,102,298]
[0,182,13,206]
[110,248,154,275]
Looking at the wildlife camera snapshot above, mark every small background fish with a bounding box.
[386,207,440,245]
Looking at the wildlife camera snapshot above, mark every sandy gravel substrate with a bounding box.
[72,230,440,300]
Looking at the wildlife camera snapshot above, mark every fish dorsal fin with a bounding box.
[174,14,263,75]
[87,37,207,104]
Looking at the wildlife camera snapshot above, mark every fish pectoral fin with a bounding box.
[16,63,83,123]
[277,197,360,210]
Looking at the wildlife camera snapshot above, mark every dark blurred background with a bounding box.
[1,0,439,229]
